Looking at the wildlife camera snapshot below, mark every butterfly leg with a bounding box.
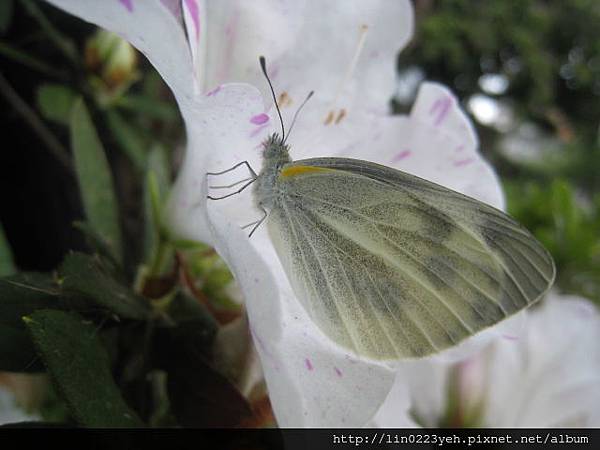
[242,206,268,237]
[206,161,258,200]
[207,178,257,200]
[206,160,257,178]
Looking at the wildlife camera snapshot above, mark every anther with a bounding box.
[324,111,335,125]
[335,108,347,124]
[278,91,292,108]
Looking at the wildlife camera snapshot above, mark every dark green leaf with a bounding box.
[24,310,144,427]
[0,324,43,372]
[0,273,63,328]
[72,221,121,270]
[0,222,15,276]
[151,293,246,427]
[0,273,75,372]
[70,98,122,262]
[0,0,13,34]
[36,84,76,125]
[161,291,218,346]
[60,252,151,320]
[106,110,147,170]
[165,356,252,428]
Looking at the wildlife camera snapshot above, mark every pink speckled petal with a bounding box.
[483,294,600,427]
[165,84,397,427]
[46,0,195,102]
[198,0,413,113]
[182,0,205,90]
[118,0,133,13]
[399,294,600,427]
[281,82,504,210]
[160,0,182,21]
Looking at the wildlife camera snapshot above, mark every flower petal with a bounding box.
[369,370,417,427]
[0,387,39,425]
[163,83,396,427]
[208,193,396,427]
[199,0,414,113]
[274,82,504,211]
[196,82,508,427]
[47,0,195,100]
[398,294,600,428]
[484,295,600,427]
[168,83,269,243]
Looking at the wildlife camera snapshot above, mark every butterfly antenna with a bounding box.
[283,91,314,144]
[259,56,285,141]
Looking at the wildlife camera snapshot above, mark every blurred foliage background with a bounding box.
[0,0,598,427]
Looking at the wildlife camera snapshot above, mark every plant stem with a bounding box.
[0,71,73,173]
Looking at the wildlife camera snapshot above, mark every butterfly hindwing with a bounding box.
[266,157,555,360]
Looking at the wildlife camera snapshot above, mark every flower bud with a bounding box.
[85,29,137,95]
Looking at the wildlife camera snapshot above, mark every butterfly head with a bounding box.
[262,132,291,162]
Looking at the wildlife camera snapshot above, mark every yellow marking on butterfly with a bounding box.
[280,165,334,179]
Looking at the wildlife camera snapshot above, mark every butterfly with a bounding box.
[209,57,556,360]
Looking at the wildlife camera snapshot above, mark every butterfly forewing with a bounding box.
[267,158,555,360]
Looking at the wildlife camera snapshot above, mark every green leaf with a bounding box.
[24,309,144,427]
[0,0,13,34]
[143,144,170,263]
[164,291,218,338]
[0,222,15,276]
[0,273,63,328]
[70,98,122,262]
[36,84,76,125]
[0,273,79,372]
[116,94,178,122]
[0,324,43,372]
[60,252,151,320]
[105,110,147,171]
[72,221,121,270]
[150,293,245,427]
[165,357,252,427]
[170,239,205,251]
[153,304,249,426]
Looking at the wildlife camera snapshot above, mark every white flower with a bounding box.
[384,294,600,428]
[0,386,39,425]
[46,0,506,426]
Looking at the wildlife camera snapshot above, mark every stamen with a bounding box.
[278,91,292,108]
[323,111,335,125]
[324,24,369,124]
[335,108,347,124]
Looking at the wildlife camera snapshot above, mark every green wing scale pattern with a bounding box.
[267,158,555,360]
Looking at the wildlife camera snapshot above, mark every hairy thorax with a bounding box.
[253,133,292,211]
